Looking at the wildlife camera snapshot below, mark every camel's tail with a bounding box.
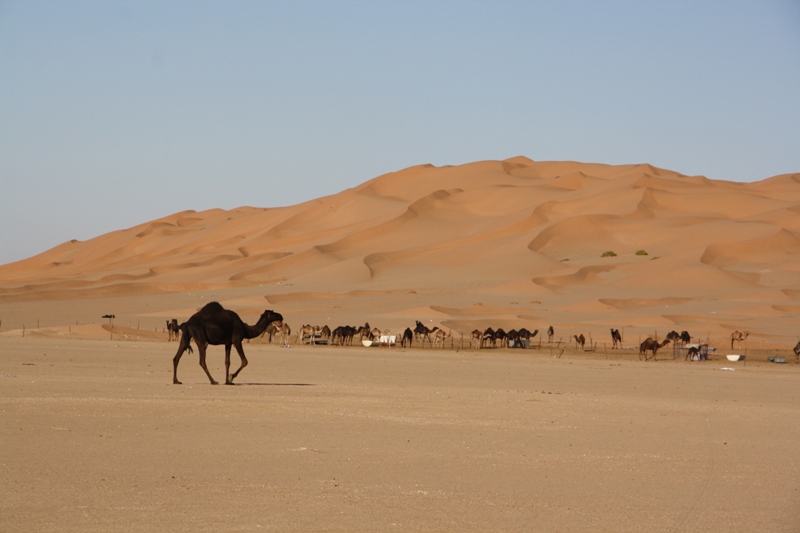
[178,322,193,354]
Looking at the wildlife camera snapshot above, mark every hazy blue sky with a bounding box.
[1,1,799,265]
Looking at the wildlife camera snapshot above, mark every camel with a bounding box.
[333,325,357,346]
[331,326,344,345]
[730,331,750,350]
[358,323,373,341]
[299,324,317,344]
[794,341,800,364]
[639,338,670,361]
[482,327,496,348]
[666,331,681,344]
[685,346,700,361]
[494,328,508,347]
[172,302,282,385]
[279,322,291,344]
[573,334,585,351]
[680,331,691,345]
[516,328,537,348]
[330,326,342,345]
[506,329,519,348]
[414,321,439,344]
[319,325,331,341]
[470,329,482,349]
[547,326,554,343]
[166,319,180,341]
[262,322,281,343]
[610,328,622,349]
[432,329,451,348]
[401,328,413,348]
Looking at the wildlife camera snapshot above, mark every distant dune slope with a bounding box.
[2,157,799,308]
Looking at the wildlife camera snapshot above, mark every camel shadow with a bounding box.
[235,382,316,387]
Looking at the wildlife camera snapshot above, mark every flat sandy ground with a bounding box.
[2,337,799,532]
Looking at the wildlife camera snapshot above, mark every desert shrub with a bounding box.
[635,250,648,256]
[601,251,617,257]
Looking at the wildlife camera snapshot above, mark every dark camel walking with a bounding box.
[172,302,282,385]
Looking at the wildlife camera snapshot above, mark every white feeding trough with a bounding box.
[362,339,380,347]
[379,335,396,346]
[726,354,745,362]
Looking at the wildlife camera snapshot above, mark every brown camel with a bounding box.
[432,328,451,348]
[730,331,750,350]
[470,329,482,349]
[358,323,373,341]
[319,325,331,340]
[278,322,291,344]
[639,338,670,361]
[610,328,622,349]
[262,322,281,343]
[573,334,585,351]
[299,324,317,345]
[172,302,282,385]
[166,319,180,341]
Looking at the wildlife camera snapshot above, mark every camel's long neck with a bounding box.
[244,315,272,340]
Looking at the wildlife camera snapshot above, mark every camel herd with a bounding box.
[167,302,778,385]
[467,326,539,349]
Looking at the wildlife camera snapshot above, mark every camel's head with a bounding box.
[262,310,283,326]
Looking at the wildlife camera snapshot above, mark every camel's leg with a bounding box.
[224,344,233,384]
[172,343,188,384]
[197,343,218,385]
[229,342,248,384]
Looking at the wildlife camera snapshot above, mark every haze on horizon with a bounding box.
[1,0,799,266]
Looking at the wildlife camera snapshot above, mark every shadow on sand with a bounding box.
[234,382,315,386]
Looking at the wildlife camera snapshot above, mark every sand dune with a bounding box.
[1,156,799,346]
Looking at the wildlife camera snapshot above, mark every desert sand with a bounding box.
[2,338,799,532]
[2,157,800,531]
